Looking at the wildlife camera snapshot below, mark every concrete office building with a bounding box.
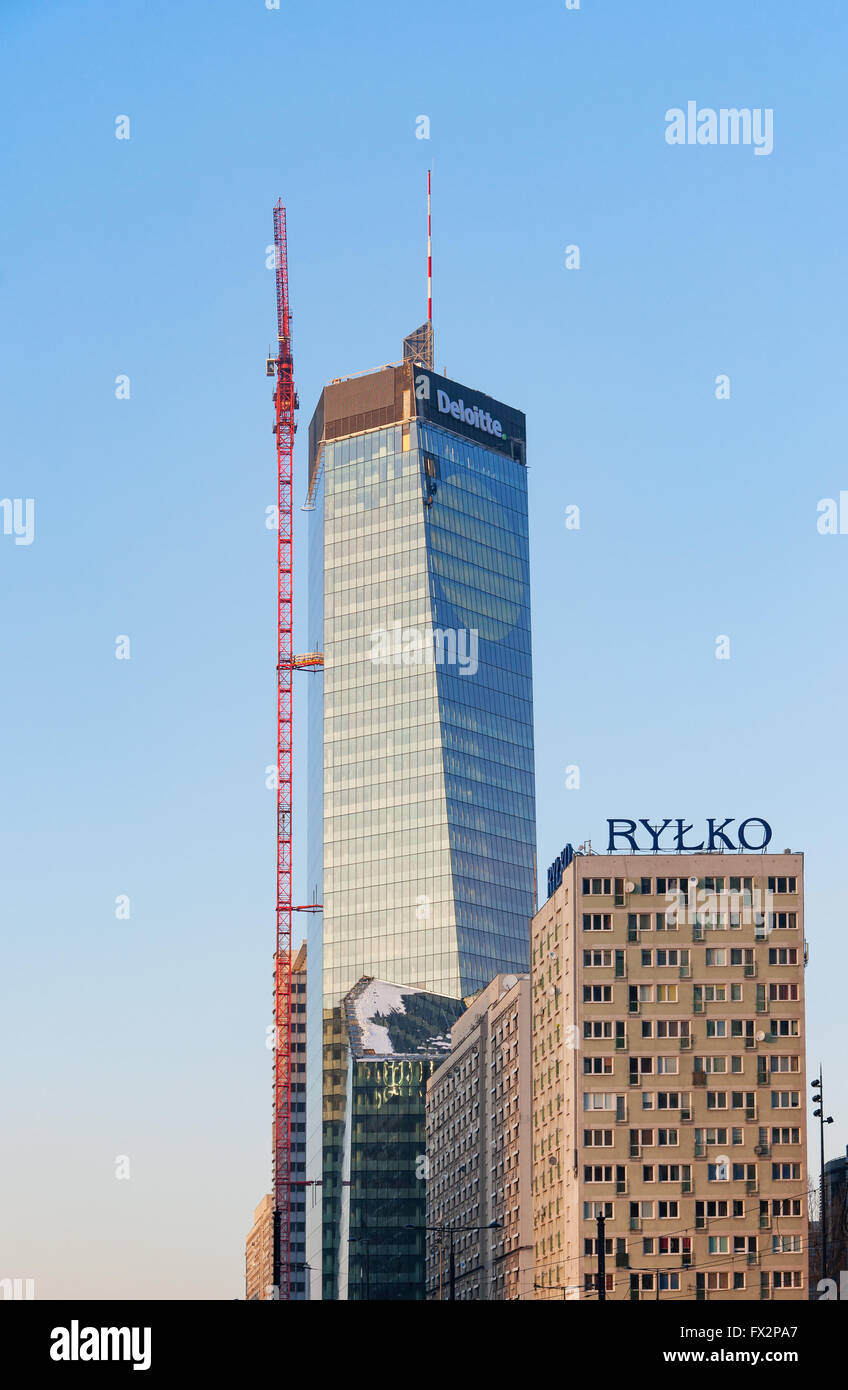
[532,841,808,1301]
[304,331,536,1298]
[425,972,534,1300]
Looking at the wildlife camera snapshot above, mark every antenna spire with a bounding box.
[427,169,432,327]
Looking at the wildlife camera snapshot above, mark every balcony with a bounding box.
[629,1144,641,1159]
[679,963,692,979]
[630,1216,642,1232]
[615,1034,627,1050]
[759,1214,771,1230]
[679,1035,693,1050]
[744,962,757,978]
[616,1178,628,1195]
[681,1179,693,1194]
[746,1178,759,1195]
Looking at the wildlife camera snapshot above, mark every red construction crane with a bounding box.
[269,198,296,1302]
[267,200,323,1302]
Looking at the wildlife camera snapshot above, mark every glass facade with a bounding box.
[305,382,536,1298]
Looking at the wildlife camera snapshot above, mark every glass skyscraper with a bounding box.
[305,348,536,1298]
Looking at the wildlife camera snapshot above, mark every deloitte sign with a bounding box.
[413,368,525,460]
[435,388,504,439]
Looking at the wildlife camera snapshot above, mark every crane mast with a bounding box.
[271,199,295,1301]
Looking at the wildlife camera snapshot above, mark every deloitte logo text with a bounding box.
[436,389,504,439]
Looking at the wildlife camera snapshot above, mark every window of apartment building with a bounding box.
[642,1091,687,1111]
[583,1020,616,1039]
[655,910,678,931]
[767,912,798,931]
[769,983,799,1002]
[730,1019,755,1038]
[705,949,727,967]
[705,1020,727,1038]
[583,1129,614,1146]
[729,877,753,893]
[771,1127,800,1144]
[584,1093,619,1111]
[648,1020,690,1039]
[583,913,612,931]
[767,877,797,894]
[708,1237,729,1254]
[583,1164,625,1185]
[656,985,677,1003]
[698,1272,745,1292]
[768,947,798,965]
[584,1274,614,1293]
[770,1055,800,1073]
[584,985,613,1003]
[772,1163,802,1181]
[584,1056,614,1074]
[657,1127,678,1145]
[731,1163,756,1181]
[769,1018,799,1037]
[583,878,612,895]
[771,1271,803,1289]
[693,1056,729,1073]
[771,1090,800,1109]
[696,1126,744,1147]
[584,949,613,967]
[655,1057,678,1075]
[628,913,653,934]
[657,1201,678,1218]
[583,1201,614,1219]
[584,1238,615,1256]
[643,1164,689,1184]
[730,948,755,968]
[640,949,681,967]
[772,1235,802,1253]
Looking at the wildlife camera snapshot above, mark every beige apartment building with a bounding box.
[425,974,534,1300]
[532,847,808,1301]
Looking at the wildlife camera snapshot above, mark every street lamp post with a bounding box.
[811,1069,835,1284]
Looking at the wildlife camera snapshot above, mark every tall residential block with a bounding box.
[305,338,536,1298]
[532,846,808,1301]
[425,972,534,1299]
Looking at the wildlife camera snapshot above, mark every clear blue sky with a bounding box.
[1,0,846,1298]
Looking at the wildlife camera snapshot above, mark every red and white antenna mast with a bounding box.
[427,168,432,329]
